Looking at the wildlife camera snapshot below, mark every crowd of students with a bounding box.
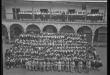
[5,33,103,73]
[18,11,103,22]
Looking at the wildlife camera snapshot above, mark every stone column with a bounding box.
[24,24,27,33]
[24,28,26,33]
[8,29,11,42]
[40,28,43,33]
[74,28,78,35]
[91,32,95,46]
[57,28,60,34]
[104,5,107,22]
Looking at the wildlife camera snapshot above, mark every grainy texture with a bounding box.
[2,43,107,75]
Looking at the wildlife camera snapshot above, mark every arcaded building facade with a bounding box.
[2,0,107,46]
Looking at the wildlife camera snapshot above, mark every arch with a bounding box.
[94,26,107,43]
[77,26,92,43]
[2,24,8,42]
[43,25,57,33]
[10,24,24,41]
[26,24,41,34]
[59,25,75,33]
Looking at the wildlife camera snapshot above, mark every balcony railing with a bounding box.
[5,12,105,23]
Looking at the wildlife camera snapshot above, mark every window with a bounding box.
[40,9,49,13]
[82,4,86,10]
[91,9,99,14]
[12,8,20,19]
[78,12,82,14]
[68,9,75,14]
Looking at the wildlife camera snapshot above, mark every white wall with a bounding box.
[5,1,107,21]
[5,2,106,12]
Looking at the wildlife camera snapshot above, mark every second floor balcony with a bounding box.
[5,11,106,23]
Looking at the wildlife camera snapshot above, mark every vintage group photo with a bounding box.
[2,0,107,75]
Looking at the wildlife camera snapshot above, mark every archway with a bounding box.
[26,24,40,34]
[43,25,57,33]
[10,24,24,41]
[2,25,8,43]
[77,26,92,43]
[94,27,107,43]
[59,25,75,33]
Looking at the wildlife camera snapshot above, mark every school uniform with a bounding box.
[52,61,56,71]
[28,61,32,71]
[35,61,39,71]
[54,61,58,71]
[43,61,46,71]
[94,60,102,71]
[74,59,79,72]
[70,61,75,73]
[5,60,10,69]
[31,60,35,71]
[58,61,61,72]
[78,61,83,73]
[40,61,44,71]
[25,61,29,70]
[49,61,52,71]
[61,61,65,72]
[65,61,69,72]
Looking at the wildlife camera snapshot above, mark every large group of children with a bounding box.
[5,33,103,73]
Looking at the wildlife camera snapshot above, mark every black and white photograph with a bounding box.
[2,0,107,75]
